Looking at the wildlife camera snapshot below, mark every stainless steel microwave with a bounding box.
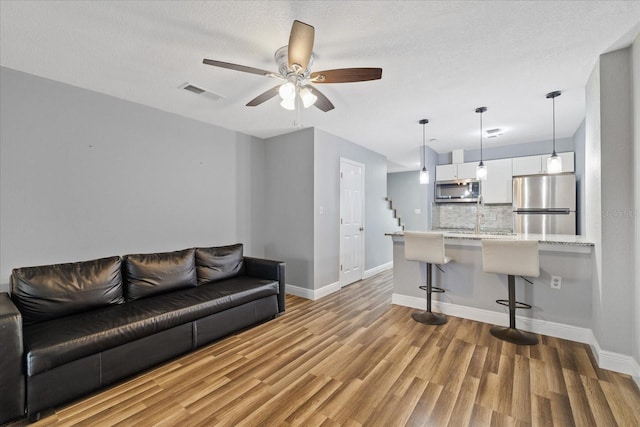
[435,179,480,203]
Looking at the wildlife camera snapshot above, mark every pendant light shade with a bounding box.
[475,107,488,181]
[419,168,429,184]
[546,91,562,174]
[419,119,429,184]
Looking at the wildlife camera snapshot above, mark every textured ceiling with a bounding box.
[1,1,639,171]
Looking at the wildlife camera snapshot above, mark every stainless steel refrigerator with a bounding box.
[513,173,576,234]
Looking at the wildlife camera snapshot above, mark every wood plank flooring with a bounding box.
[14,270,640,426]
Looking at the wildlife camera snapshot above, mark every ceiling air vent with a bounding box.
[485,128,503,139]
[178,82,223,101]
[183,84,206,94]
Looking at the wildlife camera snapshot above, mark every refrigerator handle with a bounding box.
[514,208,571,214]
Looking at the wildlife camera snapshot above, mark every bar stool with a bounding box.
[481,239,540,345]
[404,231,452,325]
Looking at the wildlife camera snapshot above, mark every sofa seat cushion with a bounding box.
[23,276,278,377]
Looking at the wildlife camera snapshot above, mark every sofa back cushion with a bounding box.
[195,244,244,285]
[124,248,197,301]
[11,256,124,326]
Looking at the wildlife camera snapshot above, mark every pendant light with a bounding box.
[419,119,429,184]
[546,91,562,174]
[475,107,488,181]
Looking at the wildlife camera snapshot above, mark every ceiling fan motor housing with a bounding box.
[275,46,313,78]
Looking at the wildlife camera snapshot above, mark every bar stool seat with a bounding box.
[482,239,540,345]
[404,231,452,325]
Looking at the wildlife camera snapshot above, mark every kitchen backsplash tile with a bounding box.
[432,204,513,232]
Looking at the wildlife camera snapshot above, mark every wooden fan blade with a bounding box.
[304,85,334,112]
[203,59,274,77]
[246,86,281,107]
[288,20,314,70]
[310,68,383,83]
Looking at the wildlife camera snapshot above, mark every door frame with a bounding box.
[339,157,365,287]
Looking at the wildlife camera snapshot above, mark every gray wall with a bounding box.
[263,127,393,291]
[314,128,392,287]
[387,172,430,231]
[585,46,635,358]
[632,32,640,373]
[387,146,438,232]
[263,128,315,289]
[313,129,341,287]
[0,67,393,296]
[0,67,266,292]
[573,120,586,235]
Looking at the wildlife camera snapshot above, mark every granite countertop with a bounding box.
[385,230,594,247]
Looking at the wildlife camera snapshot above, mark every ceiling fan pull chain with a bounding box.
[295,91,302,128]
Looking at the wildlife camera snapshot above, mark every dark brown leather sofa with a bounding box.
[0,244,285,424]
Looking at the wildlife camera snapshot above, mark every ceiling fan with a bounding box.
[203,20,382,112]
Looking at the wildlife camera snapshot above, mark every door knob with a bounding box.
[359,227,364,231]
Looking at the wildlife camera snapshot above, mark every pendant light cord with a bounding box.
[479,111,483,162]
[552,95,556,154]
[422,122,426,169]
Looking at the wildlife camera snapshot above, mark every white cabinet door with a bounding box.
[482,158,513,204]
[512,155,543,176]
[541,151,575,173]
[513,152,575,175]
[436,164,457,181]
[457,162,478,180]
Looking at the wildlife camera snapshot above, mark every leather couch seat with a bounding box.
[24,277,278,377]
[1,243,286,424]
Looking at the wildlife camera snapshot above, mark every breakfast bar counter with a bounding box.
[388,231,595,342]
[387,230,594,252]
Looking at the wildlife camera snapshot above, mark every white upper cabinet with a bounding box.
[435,164,458,181]
[435,162,478,181]
[456,162,478,180]
[512,155,543,176]
[512,152,575,176]
[481,158,513,204]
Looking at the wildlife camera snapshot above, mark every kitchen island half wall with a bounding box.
[390,232,594,343]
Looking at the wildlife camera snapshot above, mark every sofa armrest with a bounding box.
[243,257,286,313]
[0,292,25,423]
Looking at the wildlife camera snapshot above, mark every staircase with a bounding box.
[385,197,404,231]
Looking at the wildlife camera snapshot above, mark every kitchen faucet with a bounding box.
[475,194,484,234]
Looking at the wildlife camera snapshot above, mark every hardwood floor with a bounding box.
[15,270,640,426]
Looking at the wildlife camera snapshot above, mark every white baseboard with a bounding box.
[286,262,393,301]
[391,294,593,344]
[314,281,342,300]
[364,261,393,279]
[286,281,341,301]
[589,333,640,380]
[392,293,640,377]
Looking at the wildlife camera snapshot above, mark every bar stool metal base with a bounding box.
[412,262,447,325]
[490,325,539,345]
[412,310,447,325]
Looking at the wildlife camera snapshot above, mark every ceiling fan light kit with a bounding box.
[475,107,488,181]
[546,90,563,174]
[203,20,382,113]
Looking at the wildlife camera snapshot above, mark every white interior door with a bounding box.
[340,158,365,287]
